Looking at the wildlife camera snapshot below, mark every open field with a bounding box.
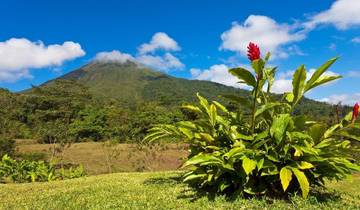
[16,141,188,175]
[0,171,359,209]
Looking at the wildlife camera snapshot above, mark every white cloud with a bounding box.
[348,71,360,77]
[190,68,202,77]
[191,64,250,89]
[138,32,180,54]
[136,53,184,71]
[94,50,135,63]
[352,37,360,43]
[305,0,360,30]
[94,32,184,72]
[0,38,85,82]
[220,15,305,58]
[319,93,360,105]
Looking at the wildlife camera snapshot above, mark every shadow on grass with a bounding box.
[143,176,343,205]
[143,176,182,185]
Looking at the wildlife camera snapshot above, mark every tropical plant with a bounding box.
[0,154,85,183]
[145,43,360,198]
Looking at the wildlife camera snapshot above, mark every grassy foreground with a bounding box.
[0,172,360,209]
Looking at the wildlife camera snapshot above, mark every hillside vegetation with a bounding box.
[0,61,349,143]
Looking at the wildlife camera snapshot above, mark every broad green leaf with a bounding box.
[292,65,307,103]
[265,67,277,92]
[242,157,257,175]
[293,115,306,131]
[209,104,217,126]
[324,124,341,138]
[307,75,342,91]
[270,114,292,144]
[229,67,256,87]
[257,158,264,170]
[183,174,206,182]
[309,124,327,143]
[305,57,338,92]
[280,167,293,192]
[199,133,215,142]
[212,101,229,114]
[251,59,265,76]
[177,121,197,130]
[181,105,202,113]
[182,154,221,168]
[291,168,310,198]
[178,127,193,139]
[197,93,210,112]
[255,102,282,118]
[284,92,294,103]
[298,161,314,170]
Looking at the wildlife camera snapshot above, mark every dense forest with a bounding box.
[0,61,351,145]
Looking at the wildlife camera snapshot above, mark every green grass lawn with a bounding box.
[0,171,359,210]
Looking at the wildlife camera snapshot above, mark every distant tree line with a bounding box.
[0,79,351,145]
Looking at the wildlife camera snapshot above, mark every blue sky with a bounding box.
[1,0,359,104]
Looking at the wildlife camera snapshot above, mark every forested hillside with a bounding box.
[0,61,350,143]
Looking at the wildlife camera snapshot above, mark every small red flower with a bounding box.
[247,42,260,61]
[352,102,359,122]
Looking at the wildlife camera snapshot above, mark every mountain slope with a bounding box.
[36,61,346,121]
[50,61,248,106]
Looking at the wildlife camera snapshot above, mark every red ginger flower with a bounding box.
[247,42,260,61]
[352,102,359,122]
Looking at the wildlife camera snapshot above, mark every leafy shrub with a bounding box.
[0,155,85,183]
[146,44,360,198]
[0,138,15,158]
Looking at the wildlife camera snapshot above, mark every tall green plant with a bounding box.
[145,43,360,198]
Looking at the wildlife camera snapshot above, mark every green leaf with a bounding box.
[209,104,217,126]
[242,157,257,175]
[284,93,294,103]
[182,154,221,168]
[255,102,282,118]
[270,114,291,144]
[183,174,206,182]
[181,105,202,113]
[257,158,264,170]
[305,57,338,92]
[265,52,271,61]
[298,161,314,170]
[280,167,293,192]
[291,168,310,198]
[292,65,307,103]
[229,67,257,87]
[212,101,229,114]
[307,75,342,91]
[251,59,265,76]
[199,133,215,142]
[197,93,210,112]
[309,124,327,143]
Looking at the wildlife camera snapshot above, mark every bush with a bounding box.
[0,138,15,158]
[0,155,85,183]
[146,44,360,198]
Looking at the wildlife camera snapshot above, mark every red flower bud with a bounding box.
[352,102,359,122]
[247,42,260,61]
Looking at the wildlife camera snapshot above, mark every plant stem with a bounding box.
[251,80,260,133]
